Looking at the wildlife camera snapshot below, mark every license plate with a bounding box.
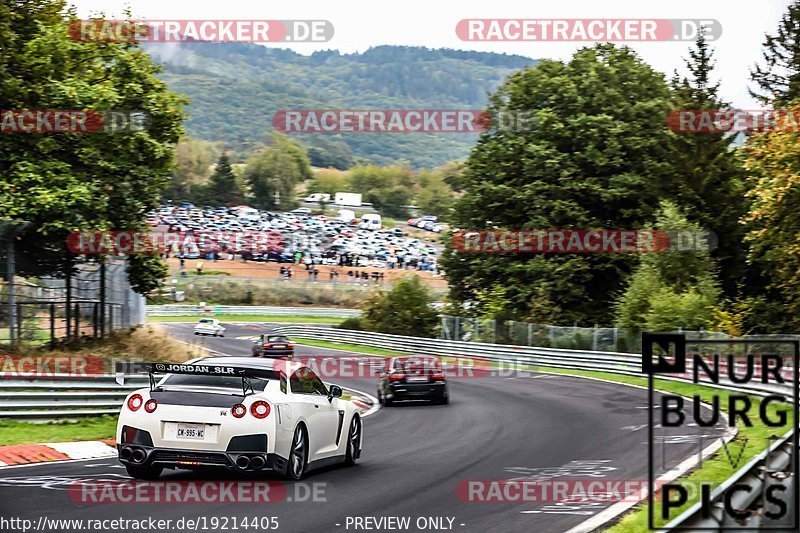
[270,345,286,349]
[176,423,205,440]
[407,376,429,382]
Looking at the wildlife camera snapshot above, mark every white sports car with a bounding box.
[114,357,363,480]
[194,318,226,337]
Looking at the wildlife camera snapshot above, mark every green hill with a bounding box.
[144,43,537,168]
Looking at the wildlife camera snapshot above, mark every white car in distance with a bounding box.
[194,318,226,337]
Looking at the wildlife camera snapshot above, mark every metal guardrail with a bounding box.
[662,429,795,530]
[0,373,373,419]
[146,305,361,318]
[0,375,149,418]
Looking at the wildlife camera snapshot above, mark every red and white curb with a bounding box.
[0,440,116,467]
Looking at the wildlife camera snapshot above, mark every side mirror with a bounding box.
[328,385,343,401]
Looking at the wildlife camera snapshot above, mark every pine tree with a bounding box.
[750,0,800,104]
[669,31,746,298]
[205,154,244,206]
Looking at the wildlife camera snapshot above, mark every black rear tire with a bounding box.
[125,464,163,480]
[344,416,361,465]
[284,425,307,480]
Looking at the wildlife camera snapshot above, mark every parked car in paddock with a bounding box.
[193,318,226,337]
[115,357,363,480]
[251,334,295,357]
[376,356,448,406]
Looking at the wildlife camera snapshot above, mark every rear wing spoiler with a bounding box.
[115,362,282,395]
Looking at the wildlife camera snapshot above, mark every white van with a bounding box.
[338,209,356,223]
[359,213,382,230]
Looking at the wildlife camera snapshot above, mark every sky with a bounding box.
[69,0,792,109]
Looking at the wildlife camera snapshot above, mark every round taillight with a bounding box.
[231,404,247,418]
[250,401,271,419]
[127,394,143,411]
[144,399,158,413]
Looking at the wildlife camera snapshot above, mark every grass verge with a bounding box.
[0,416,117,446]
[147,315,345,324]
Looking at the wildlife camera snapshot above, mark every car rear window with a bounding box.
[198,319,213,324]
[267,336,289,342]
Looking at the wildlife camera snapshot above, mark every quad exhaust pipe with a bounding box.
[250,455,265,470]
[235,454,266,471]
[131,448,147,464]
[120,445,146,463]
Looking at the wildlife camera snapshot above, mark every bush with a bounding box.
[337,317,365,331]
[361,276,439,337]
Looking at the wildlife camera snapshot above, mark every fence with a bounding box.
[0,258,146,347]
[146,305,361,318]
[439,315,734,353]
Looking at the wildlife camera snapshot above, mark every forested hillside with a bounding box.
[145,43,537,168]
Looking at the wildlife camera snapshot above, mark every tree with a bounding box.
[0,1,186,293]
[750,0,800,105]
[348,164,414,218]
[415,169,455,218]
[441,44,678,325]
[361,276,439,337]
[307,168,350,196]
[204,154,244,205]
[741,101,800,331]
[166,137,218,202]
[245,133,312,210]
[669,31,747,297]
[615,202,721,331]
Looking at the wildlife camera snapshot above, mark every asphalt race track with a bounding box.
[0,323,727,533]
